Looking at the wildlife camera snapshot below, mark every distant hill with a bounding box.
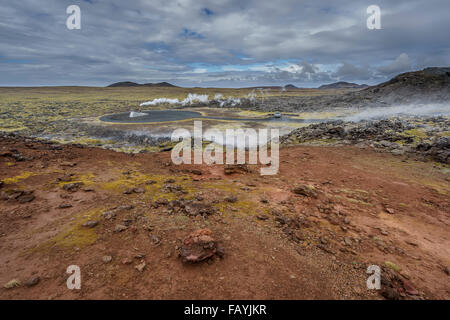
[107,81,177,88]
[284,84,298,89]
[319,81,368,89]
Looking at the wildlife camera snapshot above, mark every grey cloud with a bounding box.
[377,53,412,75]
[0,0,449,86]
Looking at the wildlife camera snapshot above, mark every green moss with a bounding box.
[2,171,36,184]
[385,261,402,272]
[34,208,103,251]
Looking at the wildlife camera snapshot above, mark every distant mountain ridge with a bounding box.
[319,81,368,89]
[107,81,177,88]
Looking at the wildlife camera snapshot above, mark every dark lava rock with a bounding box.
[25,276,40,287]
[183,202,216,217]
[62,182,84,192]
[18,194,35,203]
[58,203,73,209]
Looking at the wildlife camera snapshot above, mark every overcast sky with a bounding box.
[0,0,449,87]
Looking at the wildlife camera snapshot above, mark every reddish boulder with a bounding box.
[179,229,224,263]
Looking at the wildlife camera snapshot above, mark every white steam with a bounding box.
[139,90,266,108]
[345,103,450,122]
[140,93,209,107]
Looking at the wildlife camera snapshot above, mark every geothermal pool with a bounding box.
[99,110,323,123]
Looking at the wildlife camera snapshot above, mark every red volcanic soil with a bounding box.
[0,136,449,299]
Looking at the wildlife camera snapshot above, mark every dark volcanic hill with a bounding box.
[107,81,177,88]
[361,67,450,99]
[244,67,450,112]
[319,81,368,89]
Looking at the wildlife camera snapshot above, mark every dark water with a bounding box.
[100,110,324,123]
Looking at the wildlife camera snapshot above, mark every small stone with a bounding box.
[102,255,112,263]
[293,184,318,198]
[25,276,40,287]
[133,188,145,194]
[58,203,72,209]
[122,258,132,265]
[385,207,395,214]
[151,235,161,246]
[256,214,269,221]
[405,240,418,247]
[135,262,146,272]
[18,194,35,203]
[62,182,84,192]
[114,224,127,232]
[224,195,237,203]
[403,279,419,295]
[4,279,21,289]
[82,220,98,228]
[344,237,352,246]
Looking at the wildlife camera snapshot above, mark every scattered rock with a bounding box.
[114,224,128,232]
[102,255,113,263]
[385,207,395,214]
[151,235,161,246]
[58,203,73,209]
[256,214,269,220]
[293,184,318,198]
[402,279,419,295]
[135,262,146,272]
[82,220,98,228]
[224,195,237,203]
[24,276,40,287]
[18,194,35,203]
[183,202,216,217]
[132,187,145,194]
[4,279,21,289]
[63,182,84,192]
[102,210,115,220]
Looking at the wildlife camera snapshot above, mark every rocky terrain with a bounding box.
[0,68,449,300]
[282,116,450,164]
[0,133,448,299]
